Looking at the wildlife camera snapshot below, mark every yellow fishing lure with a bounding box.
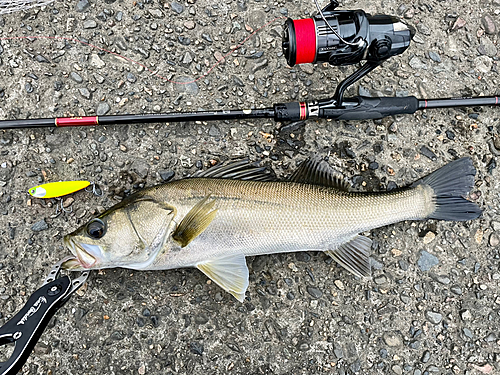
[28,181,91,199]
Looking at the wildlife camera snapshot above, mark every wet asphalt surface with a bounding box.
[0,0,500,374]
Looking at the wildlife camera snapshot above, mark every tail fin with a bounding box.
[412,158,482,221]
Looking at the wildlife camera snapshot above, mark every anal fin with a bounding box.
[196,255,249,302]
[325,235,372,278]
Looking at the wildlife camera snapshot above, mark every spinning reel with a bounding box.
[282,0,415,105]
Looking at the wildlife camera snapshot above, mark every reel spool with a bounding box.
[282,0,415,67]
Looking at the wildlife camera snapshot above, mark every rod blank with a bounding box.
[0,96,499,130]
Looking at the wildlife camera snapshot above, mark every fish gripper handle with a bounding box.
[0,276,72,375]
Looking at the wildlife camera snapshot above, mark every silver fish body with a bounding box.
[63,157,481,301]
[143,178,431,268]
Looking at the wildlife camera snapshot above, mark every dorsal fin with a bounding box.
[289,157,350,191]
[192,159,275,181]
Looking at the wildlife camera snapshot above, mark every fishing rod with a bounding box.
[1,96,498,130]
[0,0,499,131]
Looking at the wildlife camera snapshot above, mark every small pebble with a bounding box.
[461,310,473,321]
[184,20,195,29]
[31,219,48,232]
[475,55,492,73]
[251,59,269,73]
[79,88,91,99]
[423,231,436,244]
[379,348,388,358]
[425,310,443,324]
[392,365,403,375]
[297,342,309,351]
[420,146,437,161]
[417,251,439,271]
[97,102,110,115]
[306,286,322,299]
[76,0,90,12]
[431,274,450,285]
[83,20,97,29]
[149,9,163,18]
[170,1,184,14]
[334,280,344,290]
[463,327,473,338]
[428,51,441,63]
[70,72,83,83]
[384,332,402,347]
[481,14,496,34]
[489,233,499,247]
[34,342,52,355]
[484,332,497,342]
[452,17,466,30]
[209,125,220,137]
[36,55,49,63]
[90,54,105,69]
[63,197,74,208]
[409,56,427,70]
[127,73,137,83]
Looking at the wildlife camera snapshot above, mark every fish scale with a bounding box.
[146,178,432,268]
[63,157,481,301]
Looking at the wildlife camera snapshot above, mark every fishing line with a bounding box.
[0,16,286,85]
[312,0,363,48]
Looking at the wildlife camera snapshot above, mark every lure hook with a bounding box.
[85,182,102,197]
[55,198,73,214]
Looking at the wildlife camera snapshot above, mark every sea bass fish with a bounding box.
[63,157,481,301]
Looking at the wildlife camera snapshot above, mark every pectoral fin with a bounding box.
[196,255,249,302]
[172,195,217,247]
[325,235,372,278]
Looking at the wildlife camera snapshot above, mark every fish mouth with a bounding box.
[63,236,100,269]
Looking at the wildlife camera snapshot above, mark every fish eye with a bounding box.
[86,219,106,239]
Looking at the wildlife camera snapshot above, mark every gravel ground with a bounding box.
[0,0,499,374]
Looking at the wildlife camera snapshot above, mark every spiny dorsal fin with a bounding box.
[172,195,217,247]
[289,157,350,191]
[196,254,249,302]
[192,159,275,181]
[324,235,372,278]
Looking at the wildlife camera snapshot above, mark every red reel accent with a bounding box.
[293,18,317,64]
